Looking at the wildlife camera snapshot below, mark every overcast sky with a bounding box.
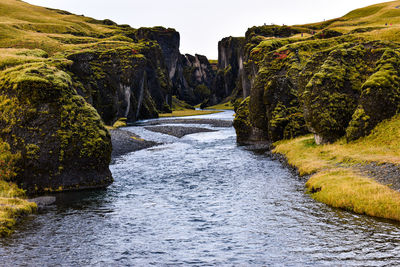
[25,0,390,59]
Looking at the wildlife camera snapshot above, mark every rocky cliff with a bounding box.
[231,2,400,145]
[211,25,304,106]
[67,38,172,125]
[0,61,112,193]
[133,27,216,106]
[0,0,214,193]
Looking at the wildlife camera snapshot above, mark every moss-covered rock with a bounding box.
[67,40,170,124]
[302,44,369,143]
[346,49,400,141]
[0,63,112,193]
[233,97,252,143]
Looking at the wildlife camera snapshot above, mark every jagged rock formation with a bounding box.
[232,2,400,145]
[210,25,303,106]
[0,63,112,193]
[133,27,215,106]
[0,0,215,193]
[67,40,172,125]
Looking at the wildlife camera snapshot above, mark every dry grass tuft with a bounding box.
[274,114,400,221]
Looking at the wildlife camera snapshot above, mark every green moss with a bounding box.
[25,144,40,160]
[171,96,195,111]
[346,49,400,141]
[233,97,252,142]
[0,61,111,192]
[112,118,127,128]
[194,84,211,101]
[301,44,370,143]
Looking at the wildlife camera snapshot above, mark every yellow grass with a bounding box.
[112,118,127,129]
[159,109,222,117]
[306,169,400,221]
[0,181,37,237]
[0,0,121,55]
[274,114,400,221]
[205,102,234,110]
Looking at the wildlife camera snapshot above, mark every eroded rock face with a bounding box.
[134,27,215,106]
[0,63,112,193]
[179,54,215,104]
[135,27,181,81]
[67,41,172,125]
[212,26,303,106]
[232,27,400,145]
[213,37,247,104]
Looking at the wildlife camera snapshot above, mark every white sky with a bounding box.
[25,0,391,59]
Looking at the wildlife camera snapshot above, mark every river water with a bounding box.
[1,111,400,266]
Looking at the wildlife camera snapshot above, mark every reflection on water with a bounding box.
[1,111,400,266]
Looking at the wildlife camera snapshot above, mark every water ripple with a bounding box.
[1,111,400,266]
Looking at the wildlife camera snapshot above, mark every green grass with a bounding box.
[0,181,37,237]
[0,139,36,236]
[205,102,235,110]
[273,114,400,221]
[112,118,127,129]
[171,96,195,111]
[159,109,222,117]
[0,0,131,55]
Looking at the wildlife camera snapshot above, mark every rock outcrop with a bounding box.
[67,39,172,125]
[0,63,112,193]
[0,0,217,194]
[133,27,215,106]
[210,25,302,107]
[231,24,400,145]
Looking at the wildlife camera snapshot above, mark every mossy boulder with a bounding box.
[0,63,112,193]
[301,44,370,143]
[346,49,400,141]
[233,97,252,143]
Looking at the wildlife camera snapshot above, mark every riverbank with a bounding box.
[110,129,159,159]
[273,114,400,221]
[159,109,222,117]
[0,181,37,237]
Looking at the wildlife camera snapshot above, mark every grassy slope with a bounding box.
[0,0,118,54]
[0,0,135,236]
[299,1,400,41]
[274,114,400,221]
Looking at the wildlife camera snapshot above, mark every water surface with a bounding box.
[1,111,400,266]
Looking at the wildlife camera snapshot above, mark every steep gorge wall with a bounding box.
[231,25,400,145]
[134,27,215,106]
[0,23,218,193]
[67,39,172,125]
[211,25,304,106]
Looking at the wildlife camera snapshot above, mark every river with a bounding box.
[1,111,400,266]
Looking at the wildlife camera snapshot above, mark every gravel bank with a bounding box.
[144,126,217,138]
[356,163,400,191]
[110,129,158,159]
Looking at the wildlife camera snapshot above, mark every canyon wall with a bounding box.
[0,0,216,193]
[229,24,400,145]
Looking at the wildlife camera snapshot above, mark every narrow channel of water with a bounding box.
[1,111,400,266]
